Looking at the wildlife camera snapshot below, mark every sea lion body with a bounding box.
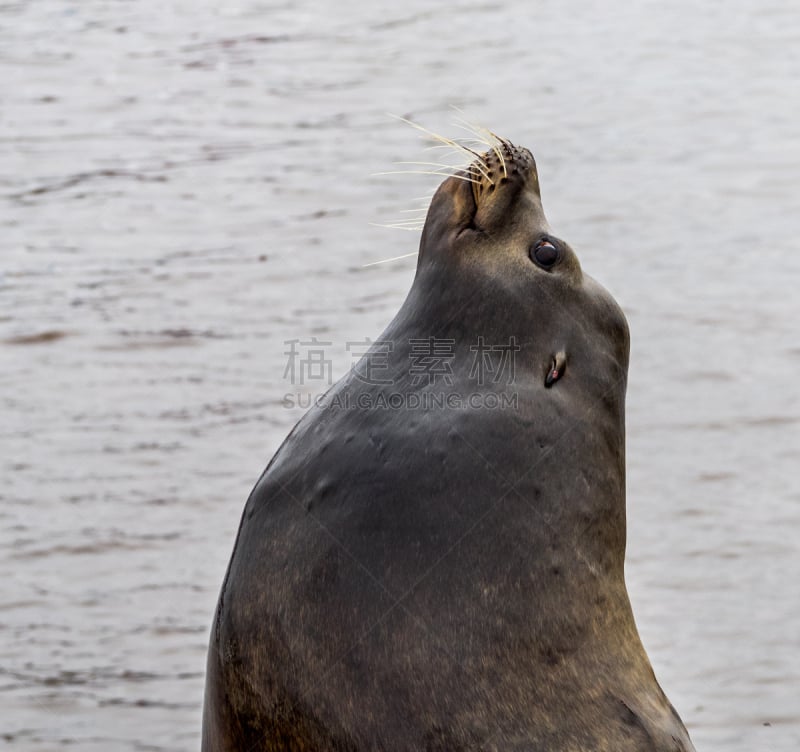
[202,141,695,751]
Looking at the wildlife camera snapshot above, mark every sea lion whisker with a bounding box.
[450,120,493,149]
[448,108,499,149]
[405,140,492,170]
[411,142,494,180]
[393,160,472,170]
[423,143,472,152]
[424,143,465,150]
[377,219,427,226]
[370,227,423,233]
[463,122,508,178]
[455,134,507,179]
[442,139,492,171]
[393,159,492,182]
[450,107,510,146]
[484,129,512,176]
[487,128,514,150]
[429,135,488,166]
[424,142,487,159]
[448,109,511,178]
[452,136,496,148]
[373,217,426,224]
[369,223,424,231]
[389,114,490,171]
[373,169,481,185]
[448,106,487,133]
[491,141,508,178]
[436,126,504,181]
[362,251,420,268]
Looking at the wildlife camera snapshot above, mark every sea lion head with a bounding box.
[417,141,575,272]
[412,138,629,396]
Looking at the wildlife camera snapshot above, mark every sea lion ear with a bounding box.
[545,350,567,387]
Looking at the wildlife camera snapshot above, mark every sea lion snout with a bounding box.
[470,143,539,194]
[465,142,547,238]
[416,144,561,290]
[419,142,546,259]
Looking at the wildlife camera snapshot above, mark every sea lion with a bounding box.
[202,137,696,751]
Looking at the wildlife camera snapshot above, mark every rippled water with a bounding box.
[1,1,798,749]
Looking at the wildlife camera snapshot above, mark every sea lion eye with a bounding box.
[531,238,559,269]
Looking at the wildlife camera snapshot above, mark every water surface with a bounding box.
[1,1,798,749]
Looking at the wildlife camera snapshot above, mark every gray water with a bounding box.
[1,1,798,749]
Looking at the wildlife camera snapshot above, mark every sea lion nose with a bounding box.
[490,144,539,198]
